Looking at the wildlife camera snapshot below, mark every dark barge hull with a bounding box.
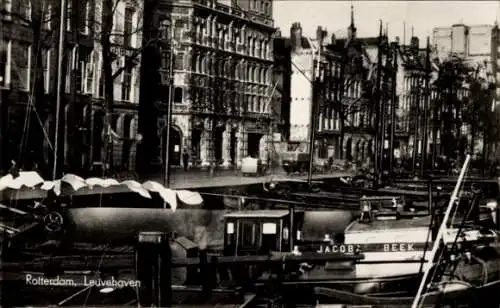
[313,280,500,307]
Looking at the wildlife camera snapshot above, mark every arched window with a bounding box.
[224,60,230,78]
[196,22,201,43]
[206,57,211,74]
[261,68,266,83]
[211,57,217,73]
[206,16,211,37]
[248,65,253,81]
[218,60,223,76]
[212,18,217,38]
[200,56,206,74]
[193,54,197,72]
[240,25,246,45]
[241,62,246,80]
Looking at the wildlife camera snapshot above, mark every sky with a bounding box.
[273,1,500,44]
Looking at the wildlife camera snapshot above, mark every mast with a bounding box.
[411,154,472,308]
[307,38,322,186]
[373,20,383,187]
[388,41,398,177]
[378,30,388,180]
[0,4,3,174]
[420,37,431,176]
[53,0,66,180]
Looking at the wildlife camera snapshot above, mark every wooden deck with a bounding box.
[347,215,431,233]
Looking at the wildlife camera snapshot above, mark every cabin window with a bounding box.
[261,222,278,252]
[240,221,259,249]
[226,223,234,234]
[263,223,277,234]
[282,227,289,240]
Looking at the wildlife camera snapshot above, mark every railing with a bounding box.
[411,154,471,308]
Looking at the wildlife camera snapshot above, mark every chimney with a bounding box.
[331,33,336,45]
[274,27,282,38]
[290,22,303,50]
[410,36,419,50]
[316,26,327,46]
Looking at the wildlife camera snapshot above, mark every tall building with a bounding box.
[433,23,497,105]
[138,0,275,171]
[275,11,380,166]
[0,0,143,175]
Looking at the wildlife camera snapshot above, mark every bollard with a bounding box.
[136,231,171,307]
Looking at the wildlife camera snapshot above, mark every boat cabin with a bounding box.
[223,210,304,256]
[341,195,432,260]
[359,195,406,221]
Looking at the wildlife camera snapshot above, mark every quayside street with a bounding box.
[146,168,354,189]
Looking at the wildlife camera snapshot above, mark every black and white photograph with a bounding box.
[1,0,500,306]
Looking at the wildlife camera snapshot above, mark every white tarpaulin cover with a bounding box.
[0,172,205,212]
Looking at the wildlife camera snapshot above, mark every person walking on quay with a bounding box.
[182,147,189,171]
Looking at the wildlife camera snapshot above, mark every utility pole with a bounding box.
[373,20,383,187]
[53,0,67,180]
[161,20,174,188]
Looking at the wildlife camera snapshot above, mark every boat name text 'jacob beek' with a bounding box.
[317,243,417,253]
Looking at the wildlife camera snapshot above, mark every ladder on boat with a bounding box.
[411,154,472,308]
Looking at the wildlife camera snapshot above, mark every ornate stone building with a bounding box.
[143,0,275,169]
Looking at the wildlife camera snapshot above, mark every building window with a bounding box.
[264,2,269,15]
[318,138,328,159]
[83,1,91,34]
[15,44,31,91]
[124,7,135,48]
[42,49,50,93]
[3,0,12,19]
[82,52,94,95]
[121,65,132,101]
[66,0,72,31]
[0,40,11,88]
[98,63,104,98]
[43,4,52,30]
[22,0,31,20]
[174,87,183,103]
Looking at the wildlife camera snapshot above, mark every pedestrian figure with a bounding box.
[182,147,189,171]
[360,195,373,222]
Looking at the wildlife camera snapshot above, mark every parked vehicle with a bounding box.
[282,151,310,174]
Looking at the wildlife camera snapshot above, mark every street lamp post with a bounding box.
[159,20,175,188]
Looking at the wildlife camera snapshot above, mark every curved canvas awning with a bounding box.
[0,173,204,212]
[177,190,203,206]
[0,172,45,190]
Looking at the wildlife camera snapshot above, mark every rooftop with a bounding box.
[224,210,292,219]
